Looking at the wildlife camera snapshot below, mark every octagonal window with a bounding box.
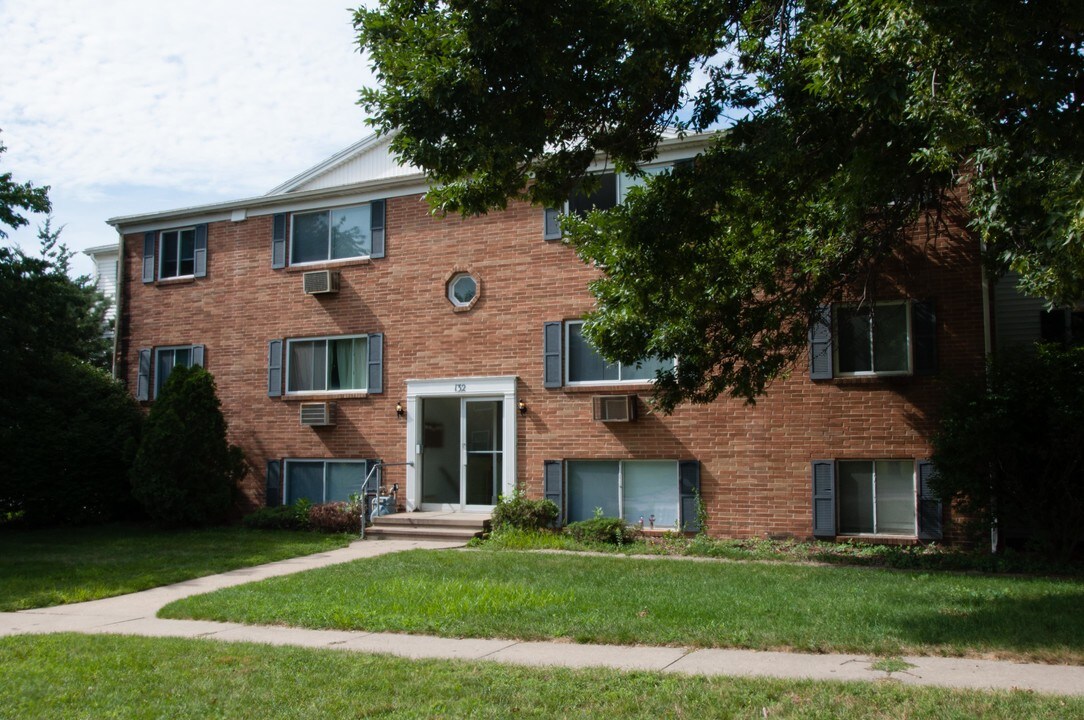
[448,273,478,307]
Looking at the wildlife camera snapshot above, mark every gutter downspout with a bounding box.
[111,229,125,380]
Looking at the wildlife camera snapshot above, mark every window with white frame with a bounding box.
[837,460,916,535]
[154,346,197,397]
[159,228,196,279]
[283,459,368,505]
[565,321,674,384]
[566,460,679,527]
[287,335,368,393]
[291,204,372,264]
[834,301,911,375]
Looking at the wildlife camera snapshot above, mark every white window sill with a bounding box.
[284,391,369,401]
[286,256,371,272]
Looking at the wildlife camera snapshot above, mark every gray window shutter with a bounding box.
[370,199,386,258]
[193,224,208,277]
[912,300,937,376]
[678,460,701,533]
[265,460,282,507]
[191,345,205,367]
[267,340,283,397]
[917,460,943,540]
[367,333,383,394]
[272,214,287,269]
[543,460,563,526]
[542,322,562,388]
[136,348,152,401]
[809,305,833,380]
[142,232,155,283]
[811,460,836,538]
[543,208,561,240]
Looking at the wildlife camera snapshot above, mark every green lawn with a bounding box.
[2,634,1079,719]
[162,549,1084,664]
[0,523,352,611]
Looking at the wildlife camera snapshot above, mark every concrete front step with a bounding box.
[365,511,490,542]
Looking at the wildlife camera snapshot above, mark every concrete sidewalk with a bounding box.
[2,539,1082,698]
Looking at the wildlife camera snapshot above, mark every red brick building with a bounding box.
[108,132,988,542]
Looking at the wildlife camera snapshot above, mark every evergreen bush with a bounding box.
[129,366,244,527]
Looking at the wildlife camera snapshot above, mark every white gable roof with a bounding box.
[267,132,422,196]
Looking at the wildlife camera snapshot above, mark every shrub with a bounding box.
[308,501,363,534]
[931,344,1084,561]
[491,490,559,532]
[0,356,143,526]
[242,506,304,531]
[565,516,640,545]
[129,366,245,527]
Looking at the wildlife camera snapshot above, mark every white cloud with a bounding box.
[1,0,374,195]
[1,0,379,272]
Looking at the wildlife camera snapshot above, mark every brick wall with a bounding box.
[119,189,985,541]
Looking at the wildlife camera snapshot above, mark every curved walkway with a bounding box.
[2,539,1082,697]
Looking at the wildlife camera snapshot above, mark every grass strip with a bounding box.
[162,549,1084,664]
[0,523,351,611]
[2,634,1080,719]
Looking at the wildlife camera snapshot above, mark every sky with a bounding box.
[1,0,377,278]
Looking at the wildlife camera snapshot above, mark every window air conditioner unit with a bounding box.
[592,395,637,422]
[302,270,340,295]
[299,402,336,426]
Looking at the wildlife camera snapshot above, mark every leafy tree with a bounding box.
[130,366,245,527]
[930,345,1084,561]
[1,223,136,525]
[0,132,50,238]
[356,0,1084,408]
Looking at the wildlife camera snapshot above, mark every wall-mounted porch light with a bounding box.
[517,400,527,415]
[395,401,404,417]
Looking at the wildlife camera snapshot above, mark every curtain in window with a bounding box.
[326,462,364,502]
[622,460,678,527]
[568,324,619,382]
[292,212,330,264]
[329,337,367,391]
[838,461,875,533]
[874,460,915,534]
[837,307,873,373]
[620,355,673,381]
[872,305,909,372]
[289,341,326,392]
[286,462,324,504]
[566,461,620,522]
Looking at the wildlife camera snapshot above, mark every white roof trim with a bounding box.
[84,243,119,256]
[107,130,720,232]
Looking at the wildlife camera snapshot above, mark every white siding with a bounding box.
[293,136,420,193]
[87,248,119,322]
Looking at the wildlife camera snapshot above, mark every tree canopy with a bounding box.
[356,1,1084,408]
[0,133,50,239]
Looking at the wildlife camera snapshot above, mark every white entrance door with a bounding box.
[419,397,503,511]
[405,376,517,512]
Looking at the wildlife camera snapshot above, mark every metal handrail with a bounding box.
[359,461,412,538]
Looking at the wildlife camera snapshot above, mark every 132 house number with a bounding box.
[454,384,467,393]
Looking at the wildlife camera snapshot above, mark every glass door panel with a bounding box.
[465,399,502,506]
[420,397,460,505]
